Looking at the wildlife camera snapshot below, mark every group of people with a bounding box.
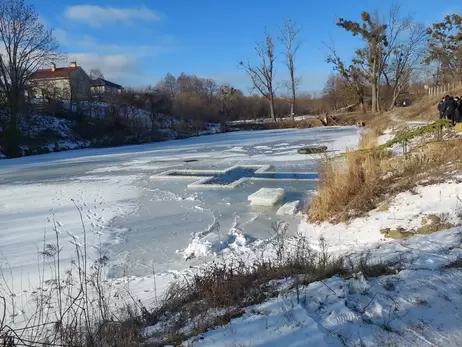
[438,95,462,126]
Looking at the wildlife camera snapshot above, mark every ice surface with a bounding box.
[0,126,362,326]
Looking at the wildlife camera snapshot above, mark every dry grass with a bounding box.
[366,113,394,135]
[144,240,399,346]
[308,150,385,223]
[359,129,380,149]
[380,214,457,239]
[307,124,462,223]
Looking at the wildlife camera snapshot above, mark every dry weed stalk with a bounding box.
[0,203,144,347]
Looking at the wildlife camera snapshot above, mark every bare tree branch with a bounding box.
[89,68,104,80]
[379,5,427,109]
[0,0,63,155]
[279,18,302,119]
[239,30,276,121]
[324,41,366,112]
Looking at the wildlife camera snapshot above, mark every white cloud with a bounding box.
[55,28,175,58]
[64,5,161,27]
[67,53,138,80]
[54,28,176,86]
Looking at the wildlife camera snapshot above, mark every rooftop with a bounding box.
[29,62,79,80]
[91,78,123,89]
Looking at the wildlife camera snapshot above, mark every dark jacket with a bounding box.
[443,97,456,120]
[438,101,445,118]
[455,99,462,123]
[438,101,444,113]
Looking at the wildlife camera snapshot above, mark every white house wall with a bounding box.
[30,78,71,100]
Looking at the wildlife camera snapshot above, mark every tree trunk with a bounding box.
[4,95,21,158]
[356,86,366,113]
[269,97,275,121]
[371,83,377,113]
[389,84,403,111]
[291,75,296,120]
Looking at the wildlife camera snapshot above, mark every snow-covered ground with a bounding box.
[0,126,361,324]
[228,115,316,125]
[2,122,462,345]
[174,182,462,346]
[186,227,462,346]
[140,180,462,346]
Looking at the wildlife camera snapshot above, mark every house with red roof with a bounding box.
[28,61,91,102]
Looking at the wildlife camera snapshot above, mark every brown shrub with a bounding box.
[359,129,379,149]
[367,114,392,135]
[308,150,384,223]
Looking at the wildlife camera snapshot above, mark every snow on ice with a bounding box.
[248,187,285,206]
[5,124,462,345]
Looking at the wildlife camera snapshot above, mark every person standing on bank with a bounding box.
[438,97,445,119]
[443,95,456,126]
[455,96,462,123]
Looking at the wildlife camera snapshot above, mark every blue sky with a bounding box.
[35,0,460,93]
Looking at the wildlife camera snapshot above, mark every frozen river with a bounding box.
[0,126,360,303]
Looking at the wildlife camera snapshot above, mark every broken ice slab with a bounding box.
[248,188,285,206]
[276,200,301,216]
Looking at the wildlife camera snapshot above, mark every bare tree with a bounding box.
[279,19,301,120]
[0,0,61,149]
[219,84,240,120]
[326,43,366,113]
[381,7,426,109]
[156,73,178,101]
[89,68,105,80]
[336,11,388,113]
[203,78,218,107]
[322,73,358,111]
[240,30,277,121]
[143,86,172,139]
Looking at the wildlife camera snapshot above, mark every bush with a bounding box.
[308,150,383,222]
